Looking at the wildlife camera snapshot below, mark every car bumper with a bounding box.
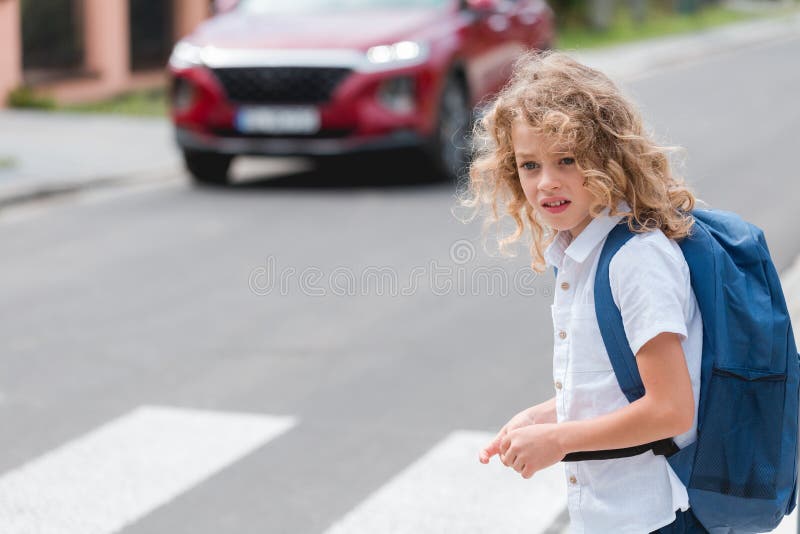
[175,127,427,157]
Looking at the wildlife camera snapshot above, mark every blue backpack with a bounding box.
[564,209,799,533]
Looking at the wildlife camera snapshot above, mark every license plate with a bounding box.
[235,106,320,135]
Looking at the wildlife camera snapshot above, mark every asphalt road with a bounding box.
[1,36,799,534]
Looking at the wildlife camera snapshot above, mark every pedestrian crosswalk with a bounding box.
[0,406,296,534]
[323,430,568,534]
[0,407,796,533]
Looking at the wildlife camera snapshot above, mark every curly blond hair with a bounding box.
[457,50,696,272]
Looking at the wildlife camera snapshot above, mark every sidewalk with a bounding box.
[0,111,180,207]
[0,10,798,207]
[573,9,800,81]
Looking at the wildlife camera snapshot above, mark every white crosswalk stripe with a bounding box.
[0,405,296,534]
[324,430,569,534]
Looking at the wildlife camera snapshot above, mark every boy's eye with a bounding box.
[520,161,540,170]
[560,157,576,165]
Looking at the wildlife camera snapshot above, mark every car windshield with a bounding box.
[238,0,450,14]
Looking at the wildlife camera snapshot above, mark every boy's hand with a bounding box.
[478,398,556,464]
[479,410,534,464]
[499,423,564,479]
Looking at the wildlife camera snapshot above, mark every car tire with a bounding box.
[183,150,233,185]
[426,74,473,184]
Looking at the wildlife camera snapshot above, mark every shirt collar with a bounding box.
[544,201,630,268]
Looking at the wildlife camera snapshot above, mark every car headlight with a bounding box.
[365,41,429,70]
[169,42,204,69]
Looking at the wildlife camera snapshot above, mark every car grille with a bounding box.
[211,67,352,104]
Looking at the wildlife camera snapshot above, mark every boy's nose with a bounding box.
[538,169,560,190]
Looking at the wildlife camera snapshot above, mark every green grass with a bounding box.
[0,156,17,170]
[61,87,167,117]
[557,3,780,50]
[7,86,55,109]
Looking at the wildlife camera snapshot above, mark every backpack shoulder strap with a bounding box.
[562,221,679,462]
[594,222,645,402]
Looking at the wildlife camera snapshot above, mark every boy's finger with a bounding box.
[479,444,497,463]
[479,436,502,463]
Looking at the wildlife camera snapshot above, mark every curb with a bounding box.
[0,166,181,210]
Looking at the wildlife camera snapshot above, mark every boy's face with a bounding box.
[511,118,594,239]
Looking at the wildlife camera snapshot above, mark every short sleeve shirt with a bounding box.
[544,204,703,534]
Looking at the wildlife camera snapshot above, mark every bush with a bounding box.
[552,0,591,27]
[7,86,56,109]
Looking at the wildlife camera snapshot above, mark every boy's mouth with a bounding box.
[541,198,571,214]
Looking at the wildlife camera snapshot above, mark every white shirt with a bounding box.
[544,205,703,534]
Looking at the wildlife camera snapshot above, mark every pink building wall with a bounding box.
[0,0,210,108]
[84,0,131,89]
[174,0,210,42]
[0,0,22,106]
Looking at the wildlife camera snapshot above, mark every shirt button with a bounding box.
[561,281,570,290]
[555,380,563,390]
[558,330,567,340]
[569,475,578,485]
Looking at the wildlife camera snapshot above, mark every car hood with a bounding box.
[188,8,448,50]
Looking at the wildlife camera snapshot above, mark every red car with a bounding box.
[168,0,554,184]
